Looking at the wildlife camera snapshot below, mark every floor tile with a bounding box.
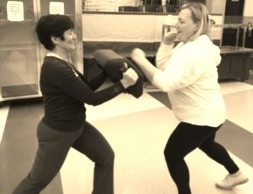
[223,89,253,133]
[1,78,253,194]
[0,103,9,143]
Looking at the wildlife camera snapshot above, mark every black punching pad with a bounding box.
[93,49,144,98]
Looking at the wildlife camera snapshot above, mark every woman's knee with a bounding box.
[108,149,115,163]
[164,144,178,162]
[164,142,187,165]
[102,149,115,167]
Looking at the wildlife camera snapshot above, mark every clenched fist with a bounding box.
[131,48,146,65]
[120,68,138,89]
[163,32,177,45]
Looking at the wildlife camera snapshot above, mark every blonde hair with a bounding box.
[181,3,211,40]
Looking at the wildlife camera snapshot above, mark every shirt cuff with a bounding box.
[116,81,127,93]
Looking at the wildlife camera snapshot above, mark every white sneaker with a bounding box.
[216,171,249,190]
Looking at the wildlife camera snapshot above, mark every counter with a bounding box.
[220,46,253,54]
[218,46,253,81]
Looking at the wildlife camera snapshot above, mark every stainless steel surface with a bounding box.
[220,46,253,54]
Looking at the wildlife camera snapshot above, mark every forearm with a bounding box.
[156,43,174,70]
[134,57,157,83]
[87,71,107,90]
[84,82,125,106]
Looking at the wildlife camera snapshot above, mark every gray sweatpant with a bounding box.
[13,120,114,194]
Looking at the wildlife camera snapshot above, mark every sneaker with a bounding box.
[216,171,249,190]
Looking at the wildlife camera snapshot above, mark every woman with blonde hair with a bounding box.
[131,3,248,194]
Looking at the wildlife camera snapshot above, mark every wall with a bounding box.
[243,0,253,17]
[242,0,253,25]
[82,13,174,43]
[206,0,226,15]
[117,0,137,7]
[82,12,222,43]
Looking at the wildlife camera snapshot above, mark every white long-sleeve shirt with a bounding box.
[152,35,226,127]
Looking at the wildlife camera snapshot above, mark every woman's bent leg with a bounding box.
[199,132,239,174]
[164,123,196,194]
[72,122,114,194]
[164,122,219,194]
[13,121,82,194]
[199,129,248,189]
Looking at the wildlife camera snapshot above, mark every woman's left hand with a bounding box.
[120,68,138,88]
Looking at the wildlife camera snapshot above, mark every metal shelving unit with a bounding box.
[0,0,83,105]
[215,23,248,47]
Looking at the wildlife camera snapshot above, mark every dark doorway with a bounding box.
[186,0,206,4]
[224,0,245,23]
[222,0,245,46]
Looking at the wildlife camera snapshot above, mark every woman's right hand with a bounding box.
[120,68,138,89]
[163,31,177,45]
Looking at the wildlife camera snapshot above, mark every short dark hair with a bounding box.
[36,14,75,50]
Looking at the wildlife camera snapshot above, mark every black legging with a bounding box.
[13,120,114,194]
[164,122,239,194]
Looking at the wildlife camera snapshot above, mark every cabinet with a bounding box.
[0,0,83,105]
[218,47,253,81]
[0,0,40,103]
[218,54,248,81]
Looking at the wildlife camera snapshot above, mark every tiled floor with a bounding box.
[1,75,253,194]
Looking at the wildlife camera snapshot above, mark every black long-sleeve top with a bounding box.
[40,56,125,131]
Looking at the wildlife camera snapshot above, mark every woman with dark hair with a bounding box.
[13,14,138,194]
[131,3,248,194]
